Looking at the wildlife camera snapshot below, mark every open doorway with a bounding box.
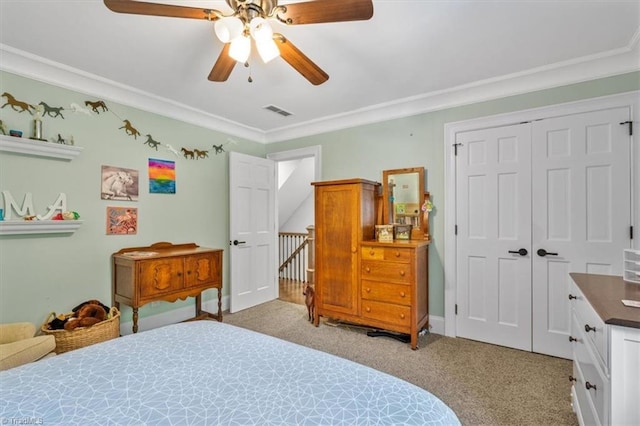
[267,146,321,305]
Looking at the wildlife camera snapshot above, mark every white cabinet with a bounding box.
[569,273,640,426]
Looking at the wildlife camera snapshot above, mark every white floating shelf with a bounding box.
[0,220,83,235]
[0,135,83,160]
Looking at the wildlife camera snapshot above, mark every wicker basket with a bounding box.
[41,307,120,354]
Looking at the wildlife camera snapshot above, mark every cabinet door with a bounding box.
[139,258,183,297]
[315,184,360,315]
[185,252,221,288]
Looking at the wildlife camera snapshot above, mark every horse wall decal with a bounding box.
[212,144,225,154]
[69,103,93,116]
[194,149,209,159]
[144,134,161,150]
[39,101,65,119]
[84,100,108,114]
[2,92,35,114]
[119,119,141,139]
[181,147,195,159]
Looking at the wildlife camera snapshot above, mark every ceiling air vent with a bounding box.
[264,105,293,117]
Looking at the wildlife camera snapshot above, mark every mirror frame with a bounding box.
[382,167,426,239]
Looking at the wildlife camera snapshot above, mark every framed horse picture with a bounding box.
[101,165,139,201]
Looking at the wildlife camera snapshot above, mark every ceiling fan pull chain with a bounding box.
[245,61,253,83]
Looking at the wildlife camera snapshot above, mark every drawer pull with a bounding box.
[568,294,577,300]
[365,267,371,273]
[569,336,577,342]
[176,272,182,277]
[365,307,371,313]
[369,250,375,256]
[399,271,405,277]
[400,291,406,298]
[569,376,577,383]
[394,251,401,257]
[585,381,597,391]
[400,314,405,319]
[584,324,596,333]
[366,287,371,293]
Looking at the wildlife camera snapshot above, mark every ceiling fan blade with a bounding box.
[276,0,373,25]
[104,0,218,20]
[275,35,329,86]
[208,44,237,82]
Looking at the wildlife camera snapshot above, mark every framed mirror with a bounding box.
[382,167,426,239]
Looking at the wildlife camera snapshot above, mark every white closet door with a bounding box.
[531,107,632,359]
[455,123,533,351]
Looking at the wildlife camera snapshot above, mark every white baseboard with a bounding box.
[428,315,445,336]
[119,296,230,336]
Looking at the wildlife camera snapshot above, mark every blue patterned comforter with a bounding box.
[0,321,459,425]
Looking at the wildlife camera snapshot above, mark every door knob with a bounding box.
[537,248,558,257]
[232,240,246,246]
[508,248,528,256]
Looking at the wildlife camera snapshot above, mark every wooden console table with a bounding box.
[112,242,223,333]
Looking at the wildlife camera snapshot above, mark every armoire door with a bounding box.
[456,107,632,358]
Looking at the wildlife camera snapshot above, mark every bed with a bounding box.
[0,321,459,425]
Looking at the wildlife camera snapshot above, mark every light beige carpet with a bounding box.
[224,299,579,426]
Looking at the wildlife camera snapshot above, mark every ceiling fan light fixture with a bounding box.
[229,35,251,63]
[214,16,244,43]
[256,37,280,63]
[249,17,273,42]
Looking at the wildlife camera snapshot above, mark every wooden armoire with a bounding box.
[312,178,429,349]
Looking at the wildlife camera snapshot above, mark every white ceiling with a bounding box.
[1,0,639,143]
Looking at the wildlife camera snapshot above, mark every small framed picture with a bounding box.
[101,166,139,201]
[106,207,138,235]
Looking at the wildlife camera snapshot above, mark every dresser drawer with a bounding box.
[361,260,413,284]
[361,300,411,327]
[361,280,411,306]
[571,281,608,369]
[361,246,413,263]
[573,358,601,426]
[572,313,609,425]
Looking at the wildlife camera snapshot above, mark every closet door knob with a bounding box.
[585,324,596,333]
[537,248,558,257]
[585,382,597,391]
[569,336,577,342]
[568,294,577,300]
[508,248,528,256]
[569,376,577,383]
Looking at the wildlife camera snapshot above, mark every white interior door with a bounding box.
[531,107,632,358]
[229,152,277,313]
[455,123,533,351]
[456,107,632,357]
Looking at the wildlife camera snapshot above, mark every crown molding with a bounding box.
[2,36,638,145]
[0,44,266,143]
[265,35,640,143]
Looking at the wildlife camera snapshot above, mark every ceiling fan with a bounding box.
[103,0,374,85]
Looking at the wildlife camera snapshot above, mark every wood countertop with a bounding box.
[570,273,640,329]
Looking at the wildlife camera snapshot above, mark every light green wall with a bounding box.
[1,70,638,327]
[0,71,265,326]
[266,71,640,317]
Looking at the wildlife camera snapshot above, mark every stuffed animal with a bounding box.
[63,300,109,331]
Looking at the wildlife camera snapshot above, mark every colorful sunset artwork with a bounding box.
[148,158,176,194]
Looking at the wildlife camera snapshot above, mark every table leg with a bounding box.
[195,294,202,316]
[217,288,222,321]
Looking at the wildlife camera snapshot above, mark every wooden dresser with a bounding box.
[312,178,430,349]
[112,242,223,333]
[360,240,429,349]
